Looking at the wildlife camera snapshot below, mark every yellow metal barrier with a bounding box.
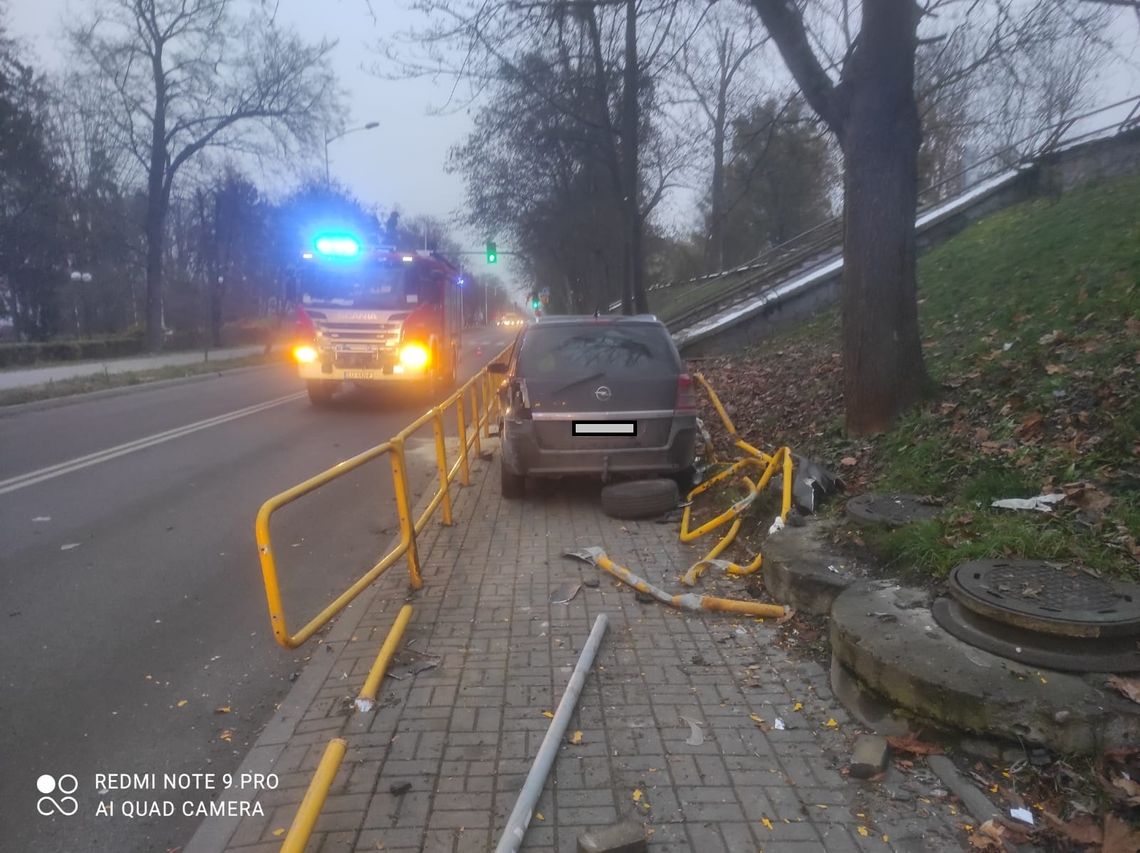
[280,737,346,853]
[255,345,512,649]
[672,373,796,601]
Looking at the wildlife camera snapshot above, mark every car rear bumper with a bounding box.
[501,416,697,477]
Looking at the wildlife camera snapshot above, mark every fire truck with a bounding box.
[290,233,462,405]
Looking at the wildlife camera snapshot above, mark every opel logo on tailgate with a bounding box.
[594,386,612,402]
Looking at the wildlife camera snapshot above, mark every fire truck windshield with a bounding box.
[299,258,443,310]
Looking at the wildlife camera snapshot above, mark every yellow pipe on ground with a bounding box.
[280,737,347,853]
[682,518,741,586]
[588,550,786,618]
[355,604,413,712]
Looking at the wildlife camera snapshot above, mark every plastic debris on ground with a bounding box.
[991,493,1065,512]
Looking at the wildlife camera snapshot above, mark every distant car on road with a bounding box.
[496,313,526,328]
[489,314,697,498]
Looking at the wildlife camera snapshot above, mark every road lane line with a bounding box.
[0,392,305,496]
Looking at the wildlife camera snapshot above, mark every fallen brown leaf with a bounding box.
[1103,814,1140,853]
[886,732,943,756]
[1062,481,1113,513]
[1041,811,1103,846]
[1106,676,1140,705]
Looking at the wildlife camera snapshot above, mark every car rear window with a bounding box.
[517,323,679,378]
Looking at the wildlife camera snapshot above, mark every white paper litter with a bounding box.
[768,516,785,536]
[32,516,51,522]
[1010,807,1034,825]
[60,543,81,550]
[991,493,1065,512]
[773,718,786,731]
[681,716,705,746]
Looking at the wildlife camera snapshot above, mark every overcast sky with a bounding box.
[6,0,1139,297]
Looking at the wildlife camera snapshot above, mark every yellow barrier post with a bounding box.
[781,447,794,520]
[471,380,484,454]
[431,409,454,526]
[355,604,413,712]
[455,389,471,486]
[694,372,737,437]
[389,437,421,590]
[255,504,291,648]
[280,737,347,853]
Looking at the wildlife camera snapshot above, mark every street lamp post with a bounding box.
[324,121,380,182]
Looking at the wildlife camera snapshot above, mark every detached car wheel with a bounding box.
[600,478,680,520]
[501,462,525,499]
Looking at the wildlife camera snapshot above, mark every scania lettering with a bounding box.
[291,236,462,406]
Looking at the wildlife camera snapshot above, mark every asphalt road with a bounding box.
[0,327,514,853]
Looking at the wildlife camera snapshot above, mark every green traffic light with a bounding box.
[486,241,497,264]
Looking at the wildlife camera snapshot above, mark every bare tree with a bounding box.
[69,0,339,351]
[670,3,768,273]
[745,0,1118,434]
[385,0,691,315]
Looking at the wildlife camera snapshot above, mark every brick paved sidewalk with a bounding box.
[193,454,965,853]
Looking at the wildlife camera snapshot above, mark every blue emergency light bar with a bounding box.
[313,234,362,257]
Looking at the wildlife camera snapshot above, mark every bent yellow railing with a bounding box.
[255,346,510,649]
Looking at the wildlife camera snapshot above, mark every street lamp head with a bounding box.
[363,121,380,130]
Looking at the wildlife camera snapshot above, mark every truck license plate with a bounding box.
[344,370,381,380]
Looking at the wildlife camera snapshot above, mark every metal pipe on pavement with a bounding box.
[355,604,414,712]
[494,613,610,853]
[280,737,347,853]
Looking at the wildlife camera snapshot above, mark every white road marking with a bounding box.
[0,392,304,496]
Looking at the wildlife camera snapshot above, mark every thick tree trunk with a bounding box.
[144,189,166,352]
[838,1,928,434]
[705,87,728,273]
[145,49,168,353]
[621,0,649,315]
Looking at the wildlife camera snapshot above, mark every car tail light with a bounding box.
[675,373,697,413]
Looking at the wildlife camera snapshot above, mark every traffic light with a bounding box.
[530,291,540,310]
[486,241,497,264]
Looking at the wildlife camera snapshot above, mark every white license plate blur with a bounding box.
[573,421,637,436]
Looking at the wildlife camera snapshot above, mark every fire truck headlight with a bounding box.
[293,344,319,364]
[399,343,430,369]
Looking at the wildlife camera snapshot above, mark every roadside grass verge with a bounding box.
[0,352,285,408]
[693,172,1140,583]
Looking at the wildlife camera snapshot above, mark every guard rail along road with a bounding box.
[254,345,511,649]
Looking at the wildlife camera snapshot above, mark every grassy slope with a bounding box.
[693,172,1140,581]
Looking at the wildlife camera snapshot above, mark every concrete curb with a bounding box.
[183,453,481,853]
[759,519,855,615]
[830,581,1140,754]
[0,361,280,416]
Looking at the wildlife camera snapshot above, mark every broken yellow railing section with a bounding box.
[679,372,795,590]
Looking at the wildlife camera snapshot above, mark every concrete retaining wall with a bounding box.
[677,128,1140,357]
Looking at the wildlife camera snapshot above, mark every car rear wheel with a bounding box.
[501,462,525,499]
[601,478,680,520]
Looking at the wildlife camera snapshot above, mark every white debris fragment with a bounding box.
[773,718,786,731]
[991,493,1065,512]
[60,543,81,550]
[1010,807,1034,825]
[767,516,785,536]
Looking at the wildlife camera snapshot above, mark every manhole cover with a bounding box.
[949,559,1140,639]
[845,494,942,527]
[932,598,1140,673]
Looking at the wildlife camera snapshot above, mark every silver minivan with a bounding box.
[490,315,698,498]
